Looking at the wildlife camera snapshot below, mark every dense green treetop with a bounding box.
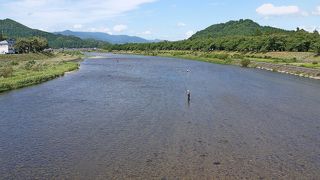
[190,19,291,40]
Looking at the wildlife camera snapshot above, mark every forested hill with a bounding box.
[0,18,108,48]
[111,19,320,53]
[190,19,292,40]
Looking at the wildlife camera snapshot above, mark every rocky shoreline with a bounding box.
[254,62,320,80]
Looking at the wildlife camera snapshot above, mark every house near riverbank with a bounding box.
[0,40,15,54]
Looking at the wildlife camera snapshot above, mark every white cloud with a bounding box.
[256,3,305,16]
[73,24,83,29]
[313,6,320,15]
[185,30,195,38]
[299,26,320,32]
[113,24,128,32]
[0,0,157,31]
[177,22,186,27]
[139,30,152,35]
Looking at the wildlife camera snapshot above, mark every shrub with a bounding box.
[31,63,47,71]
[0,66,14,78]
[313,42,320,55]
[216,53,229,60]
[204,53,229,60]
[282,58,297,63]
[232,54,244,59]
[24,60,36,70]
[10,61,19,66]
[224,58,232,64]
[291,57,297,62]
[312,61,318,65]
[240,59,251,67]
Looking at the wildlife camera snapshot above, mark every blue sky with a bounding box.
[0,0,319,40]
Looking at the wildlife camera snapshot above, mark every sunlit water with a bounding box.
[1,53,320,179]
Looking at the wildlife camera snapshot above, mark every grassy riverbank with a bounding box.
[0,51,83,93]
[114,50,320,79]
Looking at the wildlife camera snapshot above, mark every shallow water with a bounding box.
[1,53,320,179]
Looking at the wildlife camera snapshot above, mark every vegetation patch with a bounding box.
[0,52,82,93]
[0,66,13,78]
[240,59,251,67]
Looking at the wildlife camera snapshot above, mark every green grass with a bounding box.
[0,52,82,93]
[117,50,320,69]
[247,57,275,63]
[127,50,237,65]
[293,63,320,69]
[166,54,233,65]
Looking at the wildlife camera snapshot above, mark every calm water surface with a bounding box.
[1,53,320,179]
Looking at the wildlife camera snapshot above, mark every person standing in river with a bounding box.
[187,90,191,102]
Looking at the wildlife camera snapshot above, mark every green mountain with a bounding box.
[111,19,320,52]
[190,19,293,40]
[0,18,108,48]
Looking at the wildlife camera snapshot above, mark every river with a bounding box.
[1,53,320,179]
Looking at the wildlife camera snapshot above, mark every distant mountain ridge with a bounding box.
[0,18,108,48]
[190,19,294,40]
[55,30,162,44]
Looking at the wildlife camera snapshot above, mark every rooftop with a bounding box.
[0,40,8,45]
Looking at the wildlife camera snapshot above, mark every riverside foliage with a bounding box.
[0,52,81,92]
[109,20,320,53]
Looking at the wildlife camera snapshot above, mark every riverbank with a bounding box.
[0,51,83,93]
[113,50,320,80]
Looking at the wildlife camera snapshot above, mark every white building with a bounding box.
[0,40,15,54]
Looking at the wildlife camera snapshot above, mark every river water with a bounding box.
[1,53,320,179]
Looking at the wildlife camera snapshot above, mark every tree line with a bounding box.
[14,37,49,53]
[0,33,5,41]
[109,29,320,54]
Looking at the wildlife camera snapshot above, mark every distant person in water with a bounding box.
[187,90,191,102]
